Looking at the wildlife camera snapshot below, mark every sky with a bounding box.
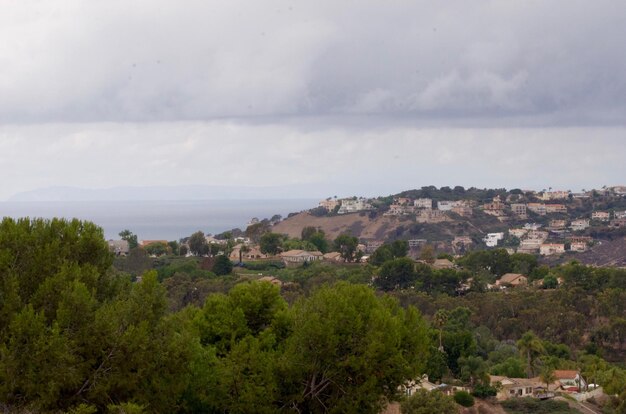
[0,1,625,200]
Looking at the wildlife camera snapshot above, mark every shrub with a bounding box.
[454,390,475,407]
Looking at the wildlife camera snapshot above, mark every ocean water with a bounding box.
[0,199,317,241]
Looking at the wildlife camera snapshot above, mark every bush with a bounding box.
[471,383,498,398]
[454,390,475,407]
[501,398,578,414]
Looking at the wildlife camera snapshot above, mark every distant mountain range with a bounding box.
[7,185,329,202]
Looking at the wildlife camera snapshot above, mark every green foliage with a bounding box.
[259,232,283,255]
[119,229,138,249]
[502,398,580,414]
[212,255,233,276]
[517,331,545,378]
[375,257,417,291]
[144,241,169,256]
[400,389,457,414]
[453,390,474,407]
[188,231,209,256]
[333,233,360,262]
[471,382,498,398]
[369,240,409,266]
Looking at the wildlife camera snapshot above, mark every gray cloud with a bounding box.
[1,1,625,125]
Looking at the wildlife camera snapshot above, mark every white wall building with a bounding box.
[483,232,504,247]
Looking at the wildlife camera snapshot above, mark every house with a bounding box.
[408,239,427,248]
[414,198,433,210]
[482,196,504,211]
[432,258,455,269]
[451,204,473,217]
[610,218,626,228]
[570,241,588,252]
[509,228,528,239]
[546,204,567,214]
[384,204,416,216]
[540,243,566,256]
[510,203,528,217]
[108,239,130,256]
[437,200,461,211]
[615,211,626,219]
[571,219,590,231]
[337,198,372,214]
[140,240,168,248]
[523,223,542,230]
[549,219,567,229]
[527,203,547,215]
[323,252,343,262]
[403,375,469,397]
[591,211,610,221]
[229,245,267,261]
[553,370,587,393]
[366,240,384,253]
[490,375,553,401]
[496,273,528,287]
[452,236,473,247]
[483,232,504,247]
[280,249,323,264]
[318,199,339,211]
[394,197,412,206]
[539,191,570,201]
[518,238,542,253]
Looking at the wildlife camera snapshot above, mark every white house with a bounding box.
[413,198,433,210]
[571,219,590,231]
[437,200,461,211]
[483,232,504,247]
[540,243,565,256]
[338,198,372,214]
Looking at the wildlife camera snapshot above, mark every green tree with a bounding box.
[144,241,168,256]
[188,231,209,256]
[400,389,457,414]
[259,232,283,255]
[119,229,138,249]
[375,257,417,291]
[517,331,545,378]
[167,240,180,256]
[280,283,430,413]
[540,366,556,390]
[333,234,360,262]
[213,255,233,276]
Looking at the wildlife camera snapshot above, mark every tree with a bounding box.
[433,309,449,352]
[259,233,283,255]
[168,240,180,256]
[517,331,545,378]
[119,229,138,249]
[301,226,317,241]
[400,389,457,414]
[188,231,209,256]
[540,366,556,390]
[213,255,233,276]
[280,283,430,413]
[144,241,168,256]
[375,257,417,291]
[333,234,359,262]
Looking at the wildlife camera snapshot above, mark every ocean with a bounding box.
[0,199,317,241]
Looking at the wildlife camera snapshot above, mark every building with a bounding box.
[318,199,339,211]
[337,198,372,214]
[554,370,587,393]
[229,245,267,261]
[482,196,504,211]
[490,376,553,401]
[570,241,588,252]
[615,211,626,219]
[432,258,455,269]
[510,203,528,218]
[496,273,528,287]
[451,204,473,217]
[546,204,567,214]
[408,239,427,248]
[140,240,168,248]
[414,198,432,210]
[108,239,130,256]
[610,218,626,228]
[365,241,384,253]
[452,236,473,247]
[509,228,528,238]
[394,197,412,205]
[483,232,504,247]
[280,250,323,264]
[570,219,590,231]
[539,191,570,201]
[549,219,567,229]
[527,203,547,215]
[437,200,461,211]
[591,211,610,221]
[540,243,566,256]
[323,252,344,262]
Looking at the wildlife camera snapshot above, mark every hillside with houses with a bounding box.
[274,185,626,266]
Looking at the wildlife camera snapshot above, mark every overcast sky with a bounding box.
[0,1,624,200]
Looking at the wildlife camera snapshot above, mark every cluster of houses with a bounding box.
[402,370,601,404]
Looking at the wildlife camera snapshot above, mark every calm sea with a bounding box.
[0,199,317,241]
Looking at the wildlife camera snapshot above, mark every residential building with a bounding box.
[615,210,626,219]
[570,241,588,252]
[523,223,542,230]
[570,236,592,244]
[452,236,473,247]
[108,240,130,256]
[280,250,323,264]
[610,218,626,228]
[490,376,553,401]
[408,239,427,248]
[413,198,432,209]
[366,241,384,253]
[591,211,610,221]
[394,197,412,205]
[384,204,416,216]
[496,273,528,287]
[483,232,504,247]
[318,199,339,211]
[437,200,461,211]
[539,190,570,201]
[510,203,528,217]
[540,243,566,256]
[570,219,590,231]
[527,203,547,215]
[451,204,473,217]
[549,219,567,229]
[546,204,567,214]
[140,240,168,248]
[432,258,455,269]
[337,198,372,214]
[482,196,504,211]
[323,252,343,262]
[553,370,587,393]
[509,228,528,238]
[229,245,267,261]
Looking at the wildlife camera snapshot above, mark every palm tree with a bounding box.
[517,331,545,378]
[433,309,448,353]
